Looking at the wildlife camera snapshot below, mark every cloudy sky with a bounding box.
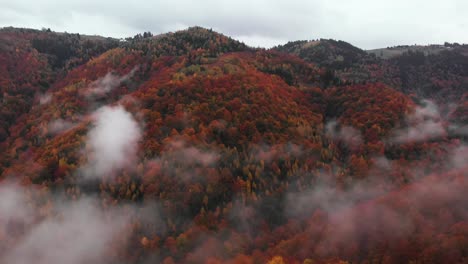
[0,0,467,49]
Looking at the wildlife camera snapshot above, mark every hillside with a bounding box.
[276,38,468,103]
[367,44,453,59]
[274,39,368,70]
[0,26,467,264]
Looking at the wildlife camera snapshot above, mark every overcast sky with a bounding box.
[0,0,467,49]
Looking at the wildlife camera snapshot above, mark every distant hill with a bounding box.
[276,36,468,104]
[367,44,451,59]
[274,39,367,69]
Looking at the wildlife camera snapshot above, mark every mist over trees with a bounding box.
[0,26,467,264]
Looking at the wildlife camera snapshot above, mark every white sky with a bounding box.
[0,0,467,49]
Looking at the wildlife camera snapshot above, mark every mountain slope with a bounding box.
[277,37,468,106]
[275,39,367,70]
[0,27,118,143]
[0,26,467,264]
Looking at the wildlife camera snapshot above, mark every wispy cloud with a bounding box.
[39,93,52,105]
[81,105,142,179]
[0,182,158,264]
[47,118,76,135]
[84,67,138,97]
[325,120,363,147]
[390,100,446,143]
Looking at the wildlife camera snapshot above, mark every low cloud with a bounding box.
[4,200,130,264]
[39,93,52,105]
[164,140,219,167]
[390,100,446,143]
[325,120,362,147]
[285,172,387,220]
[249,143,303,163]
[85,67,138,97]
[47,119,76,135]
[0,183,35,236]
[280,144,468,260]
[449,124,468,136]
[81,105,142,179]
[313,171,467,260]
[450,145,468,169]
[0,183,145,264]
[392,120,445,143]
[144,140,220,183]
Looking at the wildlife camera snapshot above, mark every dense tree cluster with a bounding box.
[0,26,467,263]
[277,38,468,105]
[275,39,368,70]
[124,26,249,59]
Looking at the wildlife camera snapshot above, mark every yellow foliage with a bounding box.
[267,256,285,264]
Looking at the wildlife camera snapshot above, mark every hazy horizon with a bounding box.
[1,0,467,49]
[1,24,465,51]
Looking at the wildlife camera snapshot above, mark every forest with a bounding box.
[0,26,467,264]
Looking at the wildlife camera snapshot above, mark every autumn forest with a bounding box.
[0,26,467,264]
